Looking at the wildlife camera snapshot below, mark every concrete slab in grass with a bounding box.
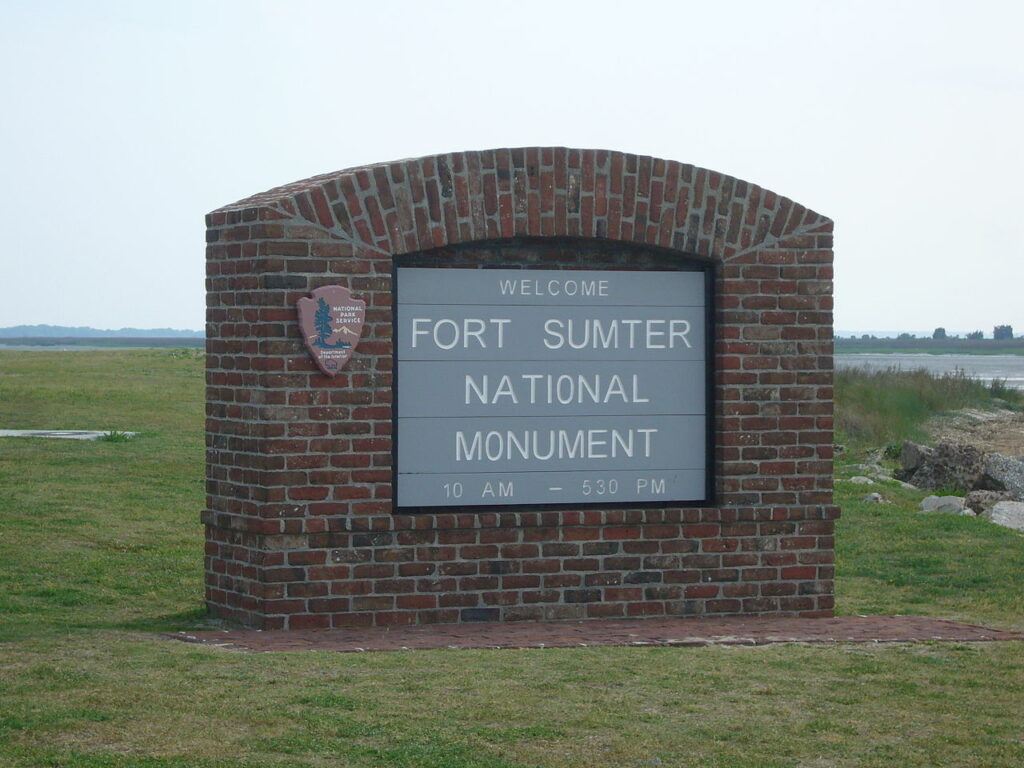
[0,430,137,441]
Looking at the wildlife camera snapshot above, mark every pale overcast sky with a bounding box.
[1,0,1021,334]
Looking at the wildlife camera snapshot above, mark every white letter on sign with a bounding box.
[411,318,431,348]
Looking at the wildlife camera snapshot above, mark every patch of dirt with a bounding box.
[926,408,1024,456]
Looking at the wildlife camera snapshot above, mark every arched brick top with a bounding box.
[209,148,832,263]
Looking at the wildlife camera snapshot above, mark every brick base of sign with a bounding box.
[206,507,837,630]
[204,147,837,630]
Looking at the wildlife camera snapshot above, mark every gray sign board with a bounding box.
[395,267,709,508]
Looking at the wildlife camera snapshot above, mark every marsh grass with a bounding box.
[835,366,1022,449]
[0,350,1022,767]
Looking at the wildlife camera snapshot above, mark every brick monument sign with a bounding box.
[204,148,837,629]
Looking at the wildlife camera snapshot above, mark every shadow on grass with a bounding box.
[0,607,214,644]
[112,606,211,634]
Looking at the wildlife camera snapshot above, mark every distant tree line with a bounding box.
[847,325,1015,341]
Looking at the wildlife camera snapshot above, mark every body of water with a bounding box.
[837,353,1024,390]
[0,337,203,350]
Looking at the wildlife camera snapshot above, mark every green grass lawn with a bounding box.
[1,350,1023,767]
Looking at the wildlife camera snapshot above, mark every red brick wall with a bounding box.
[204,147,837,629]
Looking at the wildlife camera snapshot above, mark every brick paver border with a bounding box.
[166,615,1023,653]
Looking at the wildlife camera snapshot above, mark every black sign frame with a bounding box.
[391,241,715,513]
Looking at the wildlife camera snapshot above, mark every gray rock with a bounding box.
[978,453,1024,501]
[983,501,1024,532]
[903,442,985,493]
[964,490,1015,515]
[853,461,892,480]
[848,476,875,485]
[870,466,894,480]
[850,463,879,474]
[862,492,884,504]
[900,441,934,474]
[920,495,966,513]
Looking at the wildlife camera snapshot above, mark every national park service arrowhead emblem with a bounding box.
[296,285,366,377]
